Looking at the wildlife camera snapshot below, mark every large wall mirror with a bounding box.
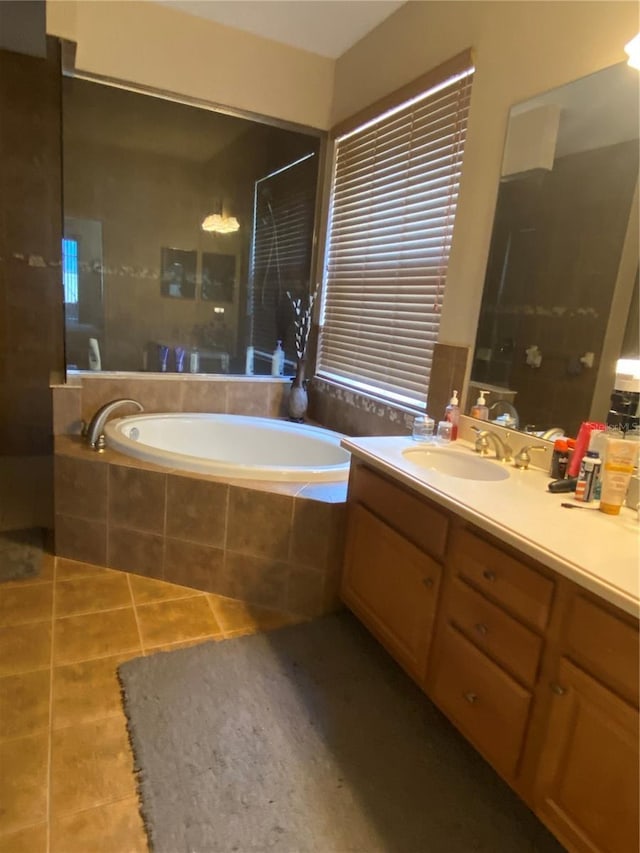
[469,61,639,438]
[62,75,322,376]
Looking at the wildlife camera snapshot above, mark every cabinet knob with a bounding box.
[550,682,567,696]
[475,622,488,636]
[463,691,478,704]
[482,570,496,582]
[422,577,434,589]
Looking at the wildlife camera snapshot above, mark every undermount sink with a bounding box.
[402,446,510,482]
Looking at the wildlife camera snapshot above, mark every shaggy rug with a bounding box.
[118,612,563,853]
[0,527,44,582]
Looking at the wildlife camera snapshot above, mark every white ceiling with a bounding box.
[158,0,405,58]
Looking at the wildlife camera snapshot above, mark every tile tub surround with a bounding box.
[308,343,470,436]
[54,436,346,619]
[51,374,292,436]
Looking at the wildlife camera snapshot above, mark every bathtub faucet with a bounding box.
[83,398,144,451]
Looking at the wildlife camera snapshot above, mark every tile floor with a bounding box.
[0,554,303,853]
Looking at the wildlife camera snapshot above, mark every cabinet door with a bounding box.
[341,502,441,684]
[534,658,639,853]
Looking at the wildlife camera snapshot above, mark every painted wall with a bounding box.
[46,0,334,130]
[331,1,638,351]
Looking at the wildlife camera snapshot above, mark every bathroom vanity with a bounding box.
[339,436,639,853]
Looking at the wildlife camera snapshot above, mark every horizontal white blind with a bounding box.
[318,60,474,408]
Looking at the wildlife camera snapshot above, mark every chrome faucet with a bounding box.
[83,398,144,451]
[471,426,513,462]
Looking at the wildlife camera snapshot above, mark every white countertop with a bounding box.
[341,435,640,618]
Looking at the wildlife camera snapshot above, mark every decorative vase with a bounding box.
[288,359,308,421]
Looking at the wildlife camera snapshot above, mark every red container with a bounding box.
[567,422,605,478]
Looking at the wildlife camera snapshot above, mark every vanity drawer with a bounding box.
[564,593,639,705]
[450,529,554,631]
[349,463,449,561]
[431,625,532,780]
[448,579,543,687]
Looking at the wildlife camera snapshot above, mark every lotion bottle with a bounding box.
[271,340,284,376]
[470,389,489,420]
[444,390,460,441]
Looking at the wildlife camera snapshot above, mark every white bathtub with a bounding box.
[104,413,351,482]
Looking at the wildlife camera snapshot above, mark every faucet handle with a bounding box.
[471,426,490,455]
[514,444,547,469]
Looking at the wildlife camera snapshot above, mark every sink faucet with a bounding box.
[83,398,144,450]
[471,426,513,462]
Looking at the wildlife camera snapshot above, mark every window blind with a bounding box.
[318,53,474,408]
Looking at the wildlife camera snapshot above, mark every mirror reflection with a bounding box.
[62,76,321,376]
[470,61,639,437]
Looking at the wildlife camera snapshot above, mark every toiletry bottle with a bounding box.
[271,340,284,376]
[574,450,601,502]
[245,345,254,376]
[88,337,101,371]
[599,435,639,515]
[444,390,460,441]
[470,389,489,420]
[189,348,200,373]
[568,422,605,478]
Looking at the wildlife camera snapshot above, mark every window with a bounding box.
[249,152,318,372]
[62,237,79,305]
[318,51,474,409]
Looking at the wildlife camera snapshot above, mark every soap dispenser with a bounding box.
[470,389,490,420]
[444,390,460,441]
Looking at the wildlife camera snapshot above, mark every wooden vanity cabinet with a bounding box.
[341,463,446,684]
[340,460,640,853]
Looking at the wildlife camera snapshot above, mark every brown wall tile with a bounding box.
[286,566,325,618]
[227,486,292,561]
[290,499,340,571]
[164,538,225,592]
[224,551,288,610]
[107,526,163,579]
[226,381,272,416]
[55,515,107,566]
[52,386,82,436]
[108,465,166,533]
[55,455,107,521]
[180,379,227,413]
[166,475,227,546]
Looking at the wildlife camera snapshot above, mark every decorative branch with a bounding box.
[287,285,319,361]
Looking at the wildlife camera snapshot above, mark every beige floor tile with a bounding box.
[128,573,199,605]
[56,572,132,618]
[52,652,140,730]
[50,714,136,816]
[144,635,221,655]
[54,609,141,665]
[51,796,148,853]
[0,623,51,677]
[209,594,300,636]
[0,734,48,835]
[0,670,50,741]
[55,557,115,582]
[136,595,222,649]
[0,822,47,853]
[0,583,53,627]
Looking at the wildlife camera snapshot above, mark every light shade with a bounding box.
[624,33,640,70]
[201,214,240,234]
[615,358,640,393]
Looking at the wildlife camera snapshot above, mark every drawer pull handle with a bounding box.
[550,683,567,696]
[482,570,496,582]
[422,577,434,589]
[475,623,488,636]
[463,691,478,704]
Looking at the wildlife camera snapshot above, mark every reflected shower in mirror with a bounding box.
[62,76,321,375]
[470,61,639,438]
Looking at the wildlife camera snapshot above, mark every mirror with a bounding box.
[62,76,322,376]
[470,61,639,438]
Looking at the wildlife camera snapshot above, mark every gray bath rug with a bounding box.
[0,527,44,582]
[118,612,564,853]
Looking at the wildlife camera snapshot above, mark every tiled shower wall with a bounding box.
[0,38,65,532]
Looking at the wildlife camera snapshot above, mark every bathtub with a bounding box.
[104,413,351,482]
